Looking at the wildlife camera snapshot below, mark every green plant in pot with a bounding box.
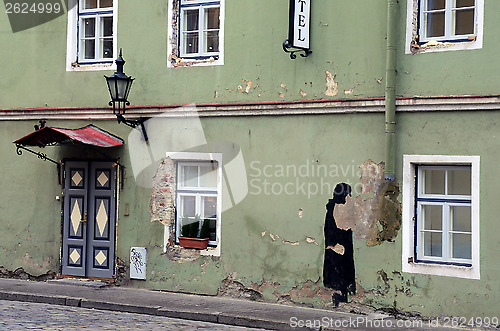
[178,214,210,249]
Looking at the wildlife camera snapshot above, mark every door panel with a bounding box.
[62,161,117,279]
[86,162,117,278]
[62,162,88,277]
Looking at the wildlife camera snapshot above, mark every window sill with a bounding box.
[403,261,479,279]
[169,243,221,257]
[67,62,116,72]
[408,38,481,54]
[168,54,223,68]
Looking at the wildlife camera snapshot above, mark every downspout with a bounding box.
[385,0,398,181]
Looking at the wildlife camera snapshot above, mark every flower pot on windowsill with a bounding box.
[178,237,209,250]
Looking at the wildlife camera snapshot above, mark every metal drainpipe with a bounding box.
[384,0,398,181]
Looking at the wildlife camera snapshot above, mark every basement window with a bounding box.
[405,0,484,54]
[167,0,225,67]
[402,155,480,279]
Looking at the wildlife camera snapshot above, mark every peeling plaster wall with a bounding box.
[0,123,62,277]
[334,160,402,247]
[3,111,500,319]
[114,111,500,319]
[2,0,500,321]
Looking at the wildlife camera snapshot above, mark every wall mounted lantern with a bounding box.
[105,49,148,141]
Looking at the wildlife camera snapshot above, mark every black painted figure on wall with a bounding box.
[323,183,356,306]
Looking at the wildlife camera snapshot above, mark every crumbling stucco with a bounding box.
[325,71,338,97]
[0,266,55,281]
[150,157,176,226]
[262,232,319,246]
[218,277,264,301]
[150,158,215,262]
[333,160,402,246]
[219,276,364,309]
[115,257,128,286]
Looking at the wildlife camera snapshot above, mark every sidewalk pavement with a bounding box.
[0,278,461,330]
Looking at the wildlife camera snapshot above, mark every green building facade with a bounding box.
[1,0,499,320]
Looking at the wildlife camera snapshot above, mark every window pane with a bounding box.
[101,39,113,58]
[422,169,445,194]
[451,233,472,259]
[183,10,199,31]
[204,31,219,53]
[425,12,445,38]
[205,7,220,29]
[451,205,471,232]
[199,164,217,187]
[181,196,196,218]
[208,219,217,241]
[101,17,113,37]
[422,204,442,230]
[83,18,95,37]
[423,232,442,257]
[99,0,113,8]
[83,39,95,59]
[427,0,445,10]
[84,0,97,9]
[448,168,471,195]
[183,32,199,54]
[454,9,475,35]
[455,0,475,8]
[181,165,198,187]
[203,196,217,218]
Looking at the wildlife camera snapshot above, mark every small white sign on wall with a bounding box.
[130,247,147,280]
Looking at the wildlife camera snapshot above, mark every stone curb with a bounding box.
[0,290,312,330]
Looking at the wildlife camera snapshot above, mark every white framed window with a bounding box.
[405,0,483,54]
[66,0,118,71]
[164,152,222,256]
[167,0,225,67]
[176,162,219,245]
[402,155,480,279]
[180,1,220,58]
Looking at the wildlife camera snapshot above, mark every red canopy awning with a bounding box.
[14,125,124,148]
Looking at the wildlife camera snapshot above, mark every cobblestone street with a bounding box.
[0,300,266,331]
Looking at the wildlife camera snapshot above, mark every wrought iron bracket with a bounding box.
[283,39,312,59]
[15,144,62,185]
[115,114,149,142]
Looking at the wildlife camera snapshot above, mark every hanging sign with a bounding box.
[283,0,312,59]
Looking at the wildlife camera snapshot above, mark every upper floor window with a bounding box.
[180,0,220,58]
[79,0,114,62]
[167,0,225,67]
[67,0,117,71]
[419,0,475,42]
[405,0,483,54]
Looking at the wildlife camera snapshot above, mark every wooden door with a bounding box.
[61,161,117,279]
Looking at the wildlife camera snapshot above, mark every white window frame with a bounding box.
[66,0,118,71]
[404,0,484,54]
[176,161,218,243]
[167,0,225,67]
[402,155,480,279]
[415,166,472,265]
[179,2,220,58]
[164,152,222,257]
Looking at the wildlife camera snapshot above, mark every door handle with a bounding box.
[81,211,87,224]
